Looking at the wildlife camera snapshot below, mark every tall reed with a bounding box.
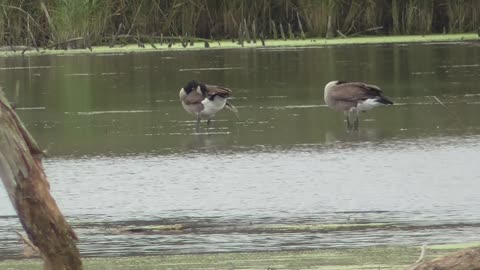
[0,0,479,47]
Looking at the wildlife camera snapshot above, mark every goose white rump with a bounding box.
[201,96,227,117]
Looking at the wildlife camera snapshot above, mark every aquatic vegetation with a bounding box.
[1,33,477,57]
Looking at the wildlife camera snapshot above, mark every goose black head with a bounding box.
[183,80,207,95]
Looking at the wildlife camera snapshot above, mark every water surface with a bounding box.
[1,43,480,258]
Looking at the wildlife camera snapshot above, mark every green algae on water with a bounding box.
[0,34,477,58]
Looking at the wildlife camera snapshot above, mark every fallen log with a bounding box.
[108,34,213,44]
[44,37,85,49]
[336,30,347,39]
[350,26,384,37]
[0,90,82,270]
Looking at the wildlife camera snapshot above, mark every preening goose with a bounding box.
[324,81,393,130]
[179,80,238,132]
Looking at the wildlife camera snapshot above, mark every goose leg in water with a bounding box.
[344,111,352,131]
[195,114,201,132]
[353,110,359,131]
[207,119,212,131]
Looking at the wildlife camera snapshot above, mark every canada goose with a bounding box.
[324,80,393,130]
[179,80,238,132]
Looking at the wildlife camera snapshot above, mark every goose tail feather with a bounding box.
[377,96,394,105]
[225,101,239,119]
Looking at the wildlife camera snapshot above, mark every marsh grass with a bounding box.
[0,0,479,47]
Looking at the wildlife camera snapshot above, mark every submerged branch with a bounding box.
[431,95,462,124]
[44,37,85,49]
[15,230,41,257]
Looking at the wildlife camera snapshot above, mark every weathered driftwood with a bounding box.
[110,34,212,45]
[251,20,257,43]
[288,23,295,40]
[238,23,244,47]
[39,2,56,42]
[84,32,93,51]
[0,46,36,52]
[336,30,347,39]
[260,32,266,46]
[279,23,286,40]
[44,37,86,50]
[296,12,306,40]
[135,30,145,48]
[326,15,333,39]
[110,23,124,48]
[0,91,82,270]
[16,230,41,257]
[407,247,480,270]
[271,20,278,39]
[243,19,251,43]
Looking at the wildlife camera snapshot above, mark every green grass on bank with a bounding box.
[0,33,478,57]
[1,242,479,270]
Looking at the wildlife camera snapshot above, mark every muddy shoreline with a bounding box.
[1,243,480,270]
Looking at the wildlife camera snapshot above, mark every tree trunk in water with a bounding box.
[0,91,82,270]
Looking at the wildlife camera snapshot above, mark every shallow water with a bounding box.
[1,43,480,259]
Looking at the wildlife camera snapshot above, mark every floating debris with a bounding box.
[66,110,153,115]
[0,66,51,70]
[178,67,242,71]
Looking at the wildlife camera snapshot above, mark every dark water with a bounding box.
[1,43,480,259]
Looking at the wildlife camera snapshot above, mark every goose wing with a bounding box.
[205,84,232,98]
[205,84,239,117]
[331,82,383,102]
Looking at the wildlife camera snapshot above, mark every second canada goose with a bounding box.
[324,80,393,130]
[179,80,238,132]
